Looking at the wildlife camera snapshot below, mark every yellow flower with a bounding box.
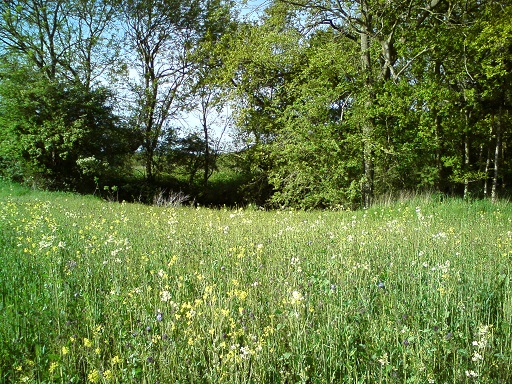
[83,338,93,348]
[61,346,69,355]
[111,355,121,365]
[87,369,100,383]
[49,362,58,374]
[103,369,113,380]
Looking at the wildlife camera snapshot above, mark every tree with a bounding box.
[468,1,512,201]
[220,3,306,204]
[0,64,135,190]
[184,0,236,192]
[122,0,235,181]
[0,0,121,88]
[274,0,473,206]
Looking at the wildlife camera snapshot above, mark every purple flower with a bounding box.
[156,313,163,322]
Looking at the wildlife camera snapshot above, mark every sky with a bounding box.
[239,0,271,19]
[181,0,273,150]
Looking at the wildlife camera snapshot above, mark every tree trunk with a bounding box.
[463,109,471,199]
[360,13,374,208]
[491,105,503,203]
[464,133,470,199]
[484,139,491,198]
[202,105,210,190]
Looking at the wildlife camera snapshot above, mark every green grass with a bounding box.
[1,180,511,383]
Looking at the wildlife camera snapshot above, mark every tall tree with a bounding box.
[184,0,236,191]
[220,4,306,203]
[469,0,512,201]
[123,0,235,181]
[0,0,121,88]
[275,0,464,206]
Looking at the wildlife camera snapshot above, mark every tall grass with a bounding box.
[1,180,511,383]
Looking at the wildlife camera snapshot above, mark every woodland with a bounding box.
[0,0,511,209]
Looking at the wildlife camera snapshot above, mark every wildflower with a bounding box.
[156,312,163,321]
[478,324,491,338]
[152,335,161,343]
[465,370,478,378]
[61,346,69,355]
[290,290,304,305]
[111,355,121,365]
[83,338,92,348]
[161,290,171,302]
[472,352,483,362]
[103,369,113,380]
[49,362,58,374]
[378,352,389,366]
[88,369,100,383]
[240,345,252,359]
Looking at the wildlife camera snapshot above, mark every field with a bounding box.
[1,181,511,383]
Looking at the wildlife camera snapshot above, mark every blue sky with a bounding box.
[239,0,271,19]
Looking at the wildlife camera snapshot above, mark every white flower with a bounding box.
[161,290,171,302]
[465,370,478,378]
[290,290,304,304]
[377,352,389,366]
[472,352,483,362]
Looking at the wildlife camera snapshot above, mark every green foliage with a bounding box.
[0,0,511,208]
[0,65,136,190]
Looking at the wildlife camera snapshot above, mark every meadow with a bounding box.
[1,181,511,383]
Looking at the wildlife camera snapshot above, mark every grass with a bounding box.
[1,179,511,383]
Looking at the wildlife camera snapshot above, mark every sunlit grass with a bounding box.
[1,180,511,383]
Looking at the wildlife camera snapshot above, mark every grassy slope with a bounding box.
[1,180,511,383]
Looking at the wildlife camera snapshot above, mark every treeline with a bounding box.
[0,0,511,208]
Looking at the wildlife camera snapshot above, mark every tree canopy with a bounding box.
[0,0,510,207]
